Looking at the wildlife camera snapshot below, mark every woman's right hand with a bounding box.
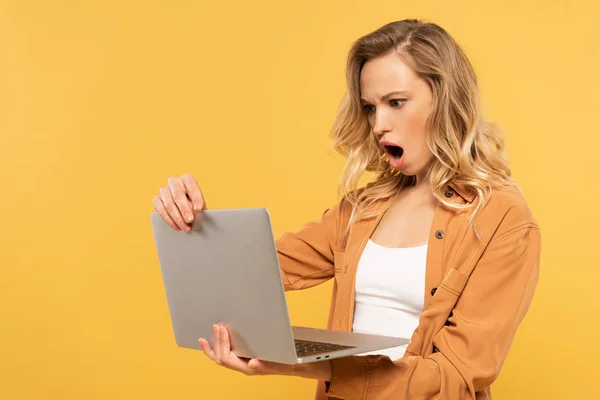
[152,173,207,232]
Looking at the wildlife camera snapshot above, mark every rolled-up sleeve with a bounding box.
[276,198,350,291]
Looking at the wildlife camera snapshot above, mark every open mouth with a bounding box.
[384,144,404,160]
[379,141,405,169]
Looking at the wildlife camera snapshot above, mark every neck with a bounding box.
[406,170,436,205]
[413,169,430,190]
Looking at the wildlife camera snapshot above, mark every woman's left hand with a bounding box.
[199,324,332,381]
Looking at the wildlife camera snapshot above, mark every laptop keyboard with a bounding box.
[294,339,356,357]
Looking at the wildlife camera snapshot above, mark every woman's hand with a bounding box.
[153,173,206,232]
[198,324,332,381]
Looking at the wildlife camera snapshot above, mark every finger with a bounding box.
[246,358,279,375]
[248,359,263,370]
[213,324,221,364]
[216,326,256,374]
[153,195,180,231]
[220,326,231,359]
[222,352,255,375]
[181,174,207,211]
[159,186,189,231]
[198,338,216,361]
[248,358,294,376]
[168,177,195,224]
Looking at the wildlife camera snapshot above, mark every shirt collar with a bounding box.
[448,182,476,203]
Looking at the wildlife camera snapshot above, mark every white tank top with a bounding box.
[352,239,427,360]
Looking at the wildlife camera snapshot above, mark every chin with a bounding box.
[396,165,416,176]
[405,158,432,174]
[397,165,426,180]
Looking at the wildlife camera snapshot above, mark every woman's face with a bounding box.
[360,52,435,180]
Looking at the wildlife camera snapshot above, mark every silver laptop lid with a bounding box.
[150,208,298,364]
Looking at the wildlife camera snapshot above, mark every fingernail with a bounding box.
[185,213,193,222]
[194,203,202,210]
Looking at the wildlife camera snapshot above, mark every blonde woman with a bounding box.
[153,19,540,400]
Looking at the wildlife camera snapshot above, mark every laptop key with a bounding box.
[294,339,356,357]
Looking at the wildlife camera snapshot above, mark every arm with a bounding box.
[325,223,541,399]
[276,197,351,291]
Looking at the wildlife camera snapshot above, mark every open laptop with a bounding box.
[150,208,409,364]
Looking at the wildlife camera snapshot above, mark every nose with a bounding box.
[371,109,392,138]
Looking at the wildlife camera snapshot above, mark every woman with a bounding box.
[152,19,540,400]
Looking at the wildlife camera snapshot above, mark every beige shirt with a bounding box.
[276,183,541,400]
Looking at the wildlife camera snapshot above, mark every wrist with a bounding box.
[293,360,332,380]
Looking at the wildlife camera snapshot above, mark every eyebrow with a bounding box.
[360,90,408,104]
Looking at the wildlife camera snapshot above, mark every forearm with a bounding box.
[291,359,332,381]
[325,353,469,400]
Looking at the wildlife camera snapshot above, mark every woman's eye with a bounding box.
[390,99,406,108]
[362,104,376,114]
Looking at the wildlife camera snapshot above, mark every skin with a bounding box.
[152,52,439,380]
[359,52,437,248]
[359,52,435,183]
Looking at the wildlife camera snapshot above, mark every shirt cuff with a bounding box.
[324,356,369,399]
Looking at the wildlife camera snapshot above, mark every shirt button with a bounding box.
[444,190,453,198]
[431,287,437,296]
[435,230,445,239]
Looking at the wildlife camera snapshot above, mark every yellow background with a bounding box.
[1,1,598,399]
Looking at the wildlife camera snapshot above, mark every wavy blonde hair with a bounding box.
[331,19,515,233]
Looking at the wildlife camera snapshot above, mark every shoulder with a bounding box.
[476,184,540,242]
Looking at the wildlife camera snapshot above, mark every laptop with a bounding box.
[150,208,409,364]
